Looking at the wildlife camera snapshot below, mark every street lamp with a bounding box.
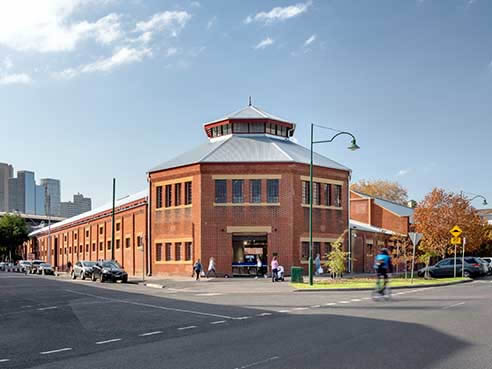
[309,124,360,286]
[461,192,488,207]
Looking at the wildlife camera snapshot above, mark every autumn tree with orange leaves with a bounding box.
[351,179,408,205]
[414,188,489,263]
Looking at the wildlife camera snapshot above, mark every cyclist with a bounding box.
[374,248,393,295]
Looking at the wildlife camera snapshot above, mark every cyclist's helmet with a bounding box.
[380,248,389,255]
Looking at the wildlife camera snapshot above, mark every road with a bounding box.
[1,273,492,369]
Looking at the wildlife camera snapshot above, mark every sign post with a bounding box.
[449,226,462,278]
[462,237,466,278]
[409,232,423,284]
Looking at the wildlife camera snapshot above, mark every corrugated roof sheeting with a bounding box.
[206,105,291,125]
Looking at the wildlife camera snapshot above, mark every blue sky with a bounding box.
[0,0,491,207]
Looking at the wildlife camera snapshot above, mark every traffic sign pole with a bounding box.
[454,243,457,278]
[462,237,466,278]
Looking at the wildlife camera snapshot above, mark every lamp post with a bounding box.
[309,123,360,286]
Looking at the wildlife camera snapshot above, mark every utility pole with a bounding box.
[111,178,116,261]
[45,185,51,264]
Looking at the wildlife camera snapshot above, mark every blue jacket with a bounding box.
[374,254,392,272]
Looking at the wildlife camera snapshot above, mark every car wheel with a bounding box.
[122,277,128,283]
[80,271,85,280]
[91,273,96,282]
[99,275,104,283]
[71,271,76,279]
[464,270,471,278]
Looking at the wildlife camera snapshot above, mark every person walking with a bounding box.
[193,259,203,281]
[256,257,263,279]
[271,256,279,283]
[206,257,216,278]
[314,253,321,276]
[67,261,72,273]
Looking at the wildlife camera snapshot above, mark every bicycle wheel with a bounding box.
[384,286,392,301]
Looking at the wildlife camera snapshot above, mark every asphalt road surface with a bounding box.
[1,273,492,369]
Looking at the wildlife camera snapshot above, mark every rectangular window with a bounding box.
[165,243,172,261]
[250,180,261,203]
[302,181,310,204]
[185,182,192,205]
[233,122,249,133]
[313,182,320,205]
[266,122,274,135]
[279,125,287,137]
[86,230,89,238]
[137,236,142,248]
[116,239,120,249]
[267,179,279,203]
[313,242,321,258]
[85,244,89,253]
[215,180,227,203]
[367,243,373,256]
[125,238,131,248]
[69,247,72,254]
[185,242,192,261]
[175,183,182,206]
[75,246,77,254]
[249,123,265,133]
[232,180,244,203]
[74,232,77,240]
[156,186,163,209]
[156,243,163,262]
[99,227,103,235]
[92,243,96,252]
[175,243,181,261]
[301,242,309,260]
[324,184,332,206]
[64,235,67,242]
[334,185,342,207]
[324,242,332,257]
[165,185,172,207]
[99,242,103,251]
[222,124,231,135]
[107,241,111,250]
[116,223,120,231]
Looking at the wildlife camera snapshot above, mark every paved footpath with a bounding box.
[1,273,492,369]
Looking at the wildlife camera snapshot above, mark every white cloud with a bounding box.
[207,16,217,30]
[0,1,123,52]
[134,11,191,36]
[255,37,274,49]
[55,47,152,78]
[3,57,13,70]
[304,34,316,46]
[244,1,311,24]
[0,73,32,85]
[166,47,177,56]
[397,168,412,177]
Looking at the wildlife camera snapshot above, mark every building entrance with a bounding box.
[232,234,267,276]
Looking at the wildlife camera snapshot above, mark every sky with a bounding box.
[0,0,491,208]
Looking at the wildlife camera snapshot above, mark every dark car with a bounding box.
[91,261,128,283]
[418,257,482,278]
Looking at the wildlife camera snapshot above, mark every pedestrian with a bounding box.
[193,259,202,281]
[256,257,263,279]
[67,261,72,273]
[206,257,216,278]
[314,253,321,276]
[271,256,279,283]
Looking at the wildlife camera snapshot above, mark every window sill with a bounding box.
[301,204,342,210]
[214,202,281,207]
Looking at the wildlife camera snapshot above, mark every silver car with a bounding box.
[72,261,96,280]
[38,263,54,275]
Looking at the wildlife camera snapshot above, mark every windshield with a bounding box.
[83,261,96,267]
[40,263,51,267]
[102,262,119,269]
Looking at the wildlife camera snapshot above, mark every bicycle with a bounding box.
[371,275,391,301]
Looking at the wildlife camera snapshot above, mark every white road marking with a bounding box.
[96,338,122,345]
[278,310,290,313]
[310,305,321,308]
[37,306,57,311]
[0,359,10,363]
[139,331,162,337]
[40,348,72,355]
[324,302,336,306]
[210,320,226,325]
[195,293,223,296]
[234,356,280,369]
[442,302,465,310]
[21,305,33,308]
[66,289,235,320]
[178,326,197,330]
[361,297,371,300]
[350,299,362,302]
[257,312,272,316]
[338,301,350,304]
[234,316,250,320]
[293,307,308,311]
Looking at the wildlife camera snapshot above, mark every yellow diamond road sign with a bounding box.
[451,237,462,245]
[450,225,462,238]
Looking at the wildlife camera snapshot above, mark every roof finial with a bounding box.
[248,96,252,106]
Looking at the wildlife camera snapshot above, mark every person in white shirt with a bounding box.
[206,256,216,278]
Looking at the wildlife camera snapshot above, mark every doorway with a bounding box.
[232,234,267,276]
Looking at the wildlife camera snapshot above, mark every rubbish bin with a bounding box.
[291,266,304,283]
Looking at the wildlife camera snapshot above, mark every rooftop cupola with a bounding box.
[203,100,296,140]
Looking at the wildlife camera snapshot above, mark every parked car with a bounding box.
[418,257,483,278]
[91,260,128,283]
[479,257,492,274]
[29,260,44,274]
[18,260,32,273]
[38,263,54,275]
[0,262,6,271]
[476,258,490,275]
[72,261,96,280]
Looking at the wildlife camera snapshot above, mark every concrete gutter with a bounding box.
[292,278,473,292]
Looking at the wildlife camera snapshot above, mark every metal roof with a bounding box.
[350,220,397,235]
[149,134,351,173]
[29,190,148,237]
[205,105,292,125]
[352,190,414,219]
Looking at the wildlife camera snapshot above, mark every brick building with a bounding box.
[349,190,414,273]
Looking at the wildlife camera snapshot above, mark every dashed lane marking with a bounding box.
[293,307,308,311]
[139,331,162,337]
[234,356,280,369]
[350,299,362,302]
[278,310,290,313]
[96,338,122,345]
[195,293,223,296]
[37,306,57,311]
[0,359,10,363]
[338,301,350,304]
[178,326,197,331]
[310,305,321,308]
[324,302,336,306]
[442,302,465,310]
[40,348,72,355]
[257,312,272,316]
[210,320,226,325]
[234,316,251,320]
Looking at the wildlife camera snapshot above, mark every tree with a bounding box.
[390,235,413,278]
[0,214,29,261]
[414,188,489,267]
[351,179,408,205]
[324,232,349,279]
